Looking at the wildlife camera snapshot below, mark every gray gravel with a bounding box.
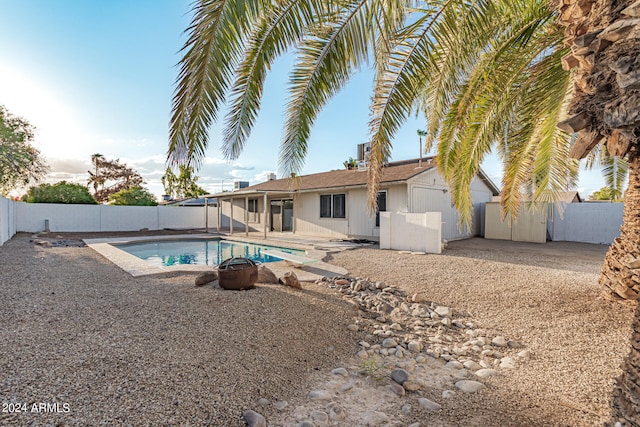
[1,233,635,426]
[329,238,636,426]
[0,233,359,426]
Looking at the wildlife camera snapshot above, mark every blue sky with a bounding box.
[0,0,605,199]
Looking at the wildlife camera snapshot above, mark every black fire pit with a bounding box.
[217,257,259,290]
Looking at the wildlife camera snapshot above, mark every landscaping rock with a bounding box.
[455,380,486,393]
[390,369,409,385]
[418,397,442,411]
[195,271,218,286]
[257,265,278,284]
[242,410,267,427]
[279,271,302,289]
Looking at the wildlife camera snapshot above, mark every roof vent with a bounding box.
[267,173,277,181]
[357,143,370,162]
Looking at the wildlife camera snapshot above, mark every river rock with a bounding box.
[308,390,332,401]
[328,404,346,421]
[403,380,423,392]
[257,265,278,284]
[256,398,270,407]
[491,336,507,347]
[463,360,482,371]
[418,397,442,411]
[445,360,464,370]
[242,410,267,427]
[274,401,288,410]
[455,380,486,393]
[195,271,218,286]
[311,410,328,423]
[407,341,422,353]
[382,338,398,348]
[390,369,409,385]
[389,382,406,396]
[279,271,302,289]
[361,411,389,426]
[332,367,349,377]
[434,306,451,317]
[500,357,516,369]
[475,368,497,378]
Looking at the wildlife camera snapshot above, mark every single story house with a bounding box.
[209,157,499,241]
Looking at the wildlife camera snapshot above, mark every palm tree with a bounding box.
[169,0,640,421]
[556,1,640,423]
[417,129,427,167]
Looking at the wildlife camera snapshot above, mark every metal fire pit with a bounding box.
[217,257,259,290]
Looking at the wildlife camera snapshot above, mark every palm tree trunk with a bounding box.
[600,153,640,301]
[611,300,640,425]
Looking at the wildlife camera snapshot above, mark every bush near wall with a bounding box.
[23,182,97,204]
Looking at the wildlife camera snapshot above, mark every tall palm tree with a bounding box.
[555,1,639,423]
[168,0,639,422]
[555,0,640,303]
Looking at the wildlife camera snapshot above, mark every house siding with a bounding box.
[408,170,494,240]
[293,192,348,238]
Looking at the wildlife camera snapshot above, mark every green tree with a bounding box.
[108,187,158,206]
[590,187,624,202]
[161,165,207,199]
[87,155,144,203]
[22,181,97,204]
[0,105,49,196]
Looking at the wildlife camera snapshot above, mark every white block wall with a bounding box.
[380,212,442,254]
[13,202,215,233]
[549,203,623,245]
[0,197,17,246]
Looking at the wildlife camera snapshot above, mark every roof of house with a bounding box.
[558,191,582,203]
[211,157,499,197]
[160,197,217,206]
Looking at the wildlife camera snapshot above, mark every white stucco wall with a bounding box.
[408,170,494,240]
[0,197,17,246]
[14,202,211,232]
[379,212,442,254]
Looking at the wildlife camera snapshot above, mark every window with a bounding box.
[248,198,258,222]
[320,193,346,218]
[375,191,387,227]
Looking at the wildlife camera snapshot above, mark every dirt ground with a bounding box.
[0,231,636,426]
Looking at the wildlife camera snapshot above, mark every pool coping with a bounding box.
[83,234,348,280]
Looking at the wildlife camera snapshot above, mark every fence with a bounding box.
[0,198,220,246]
[0,197,626,247]
[0,197,17,246]
[548,202,623,245]
[485,201,624,245]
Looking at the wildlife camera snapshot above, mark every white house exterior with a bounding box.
[211,157,499,241]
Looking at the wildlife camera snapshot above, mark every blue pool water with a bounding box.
[114,238,305,267]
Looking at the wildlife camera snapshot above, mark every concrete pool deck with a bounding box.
[84,233,352,280]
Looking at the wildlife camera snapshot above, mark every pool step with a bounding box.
[263,250,318,266]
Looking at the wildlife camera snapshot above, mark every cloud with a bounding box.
[46,157,92,175]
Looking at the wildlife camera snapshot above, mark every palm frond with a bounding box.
[169,0,271,168]
[222,0,333,160]
[279,0,389,177]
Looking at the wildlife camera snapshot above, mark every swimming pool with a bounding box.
[114,238,305,267]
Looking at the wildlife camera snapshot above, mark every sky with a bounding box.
[0,0,606,200]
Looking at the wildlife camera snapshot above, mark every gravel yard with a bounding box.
[0,233,359,426]
[0,233,635,426]
[327,238,636,426]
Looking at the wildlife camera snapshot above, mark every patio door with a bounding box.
[270,200,293,232]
